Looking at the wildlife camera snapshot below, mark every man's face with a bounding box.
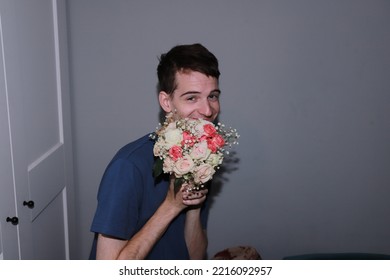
[159,71,220,122]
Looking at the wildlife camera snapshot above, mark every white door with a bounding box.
[0,17,18,259]
[0,0,73,259]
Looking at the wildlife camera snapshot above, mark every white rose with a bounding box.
[166,122,177,130]
[173,155,195,177]
[206,153,223,167]
[164,128,182,148]
[193,163,215,184]
[153,141,165,157]
[162,156,175,173]
[193,122,205,138]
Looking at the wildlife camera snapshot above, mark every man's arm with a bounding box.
[96,180,207,260]
[97,198,181,259]
[184,206,208,259]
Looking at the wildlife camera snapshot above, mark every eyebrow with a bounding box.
[179,89,221,97]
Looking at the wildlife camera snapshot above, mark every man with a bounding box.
[89,43,221,259]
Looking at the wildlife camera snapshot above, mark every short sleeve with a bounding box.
[90,158,143,240]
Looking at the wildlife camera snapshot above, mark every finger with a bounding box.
[182,196,207,206]
[185,188,208,196]
[183,191,207,201]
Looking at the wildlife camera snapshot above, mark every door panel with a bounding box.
[28,144,65,221]
[31,190,67,259]
[19,1,60,164]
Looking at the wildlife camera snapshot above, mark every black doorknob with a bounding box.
[23,200,35,209]
[6,216,19,225]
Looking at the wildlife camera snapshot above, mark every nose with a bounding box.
[198,100,213,119]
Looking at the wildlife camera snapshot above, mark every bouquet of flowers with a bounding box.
[150,113,239,193]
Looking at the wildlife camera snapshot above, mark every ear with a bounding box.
[158,91,172,113]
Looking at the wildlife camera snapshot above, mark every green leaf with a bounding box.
[153,157,163,178]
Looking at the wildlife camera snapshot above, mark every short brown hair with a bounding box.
[157,43,220,94]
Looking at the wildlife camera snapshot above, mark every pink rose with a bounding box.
[181,131,196,147]
[193,163,215,184]
[190,141,211,160]
[173,156,195,176]
[203,123,217,137]
[169,145,183,160]
[207,134,225,153]
[212,134,225,148]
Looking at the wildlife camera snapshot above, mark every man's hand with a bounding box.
[165,176,208,210]
[182,186,208,206]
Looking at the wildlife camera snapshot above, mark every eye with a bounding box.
[208,93,220,101]
[186,95,197,102]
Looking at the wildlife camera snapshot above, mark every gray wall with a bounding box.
[67,0,390,259]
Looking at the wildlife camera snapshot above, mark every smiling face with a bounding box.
[159,70,220,122]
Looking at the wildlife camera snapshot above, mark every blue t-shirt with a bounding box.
[89,134,209,259]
